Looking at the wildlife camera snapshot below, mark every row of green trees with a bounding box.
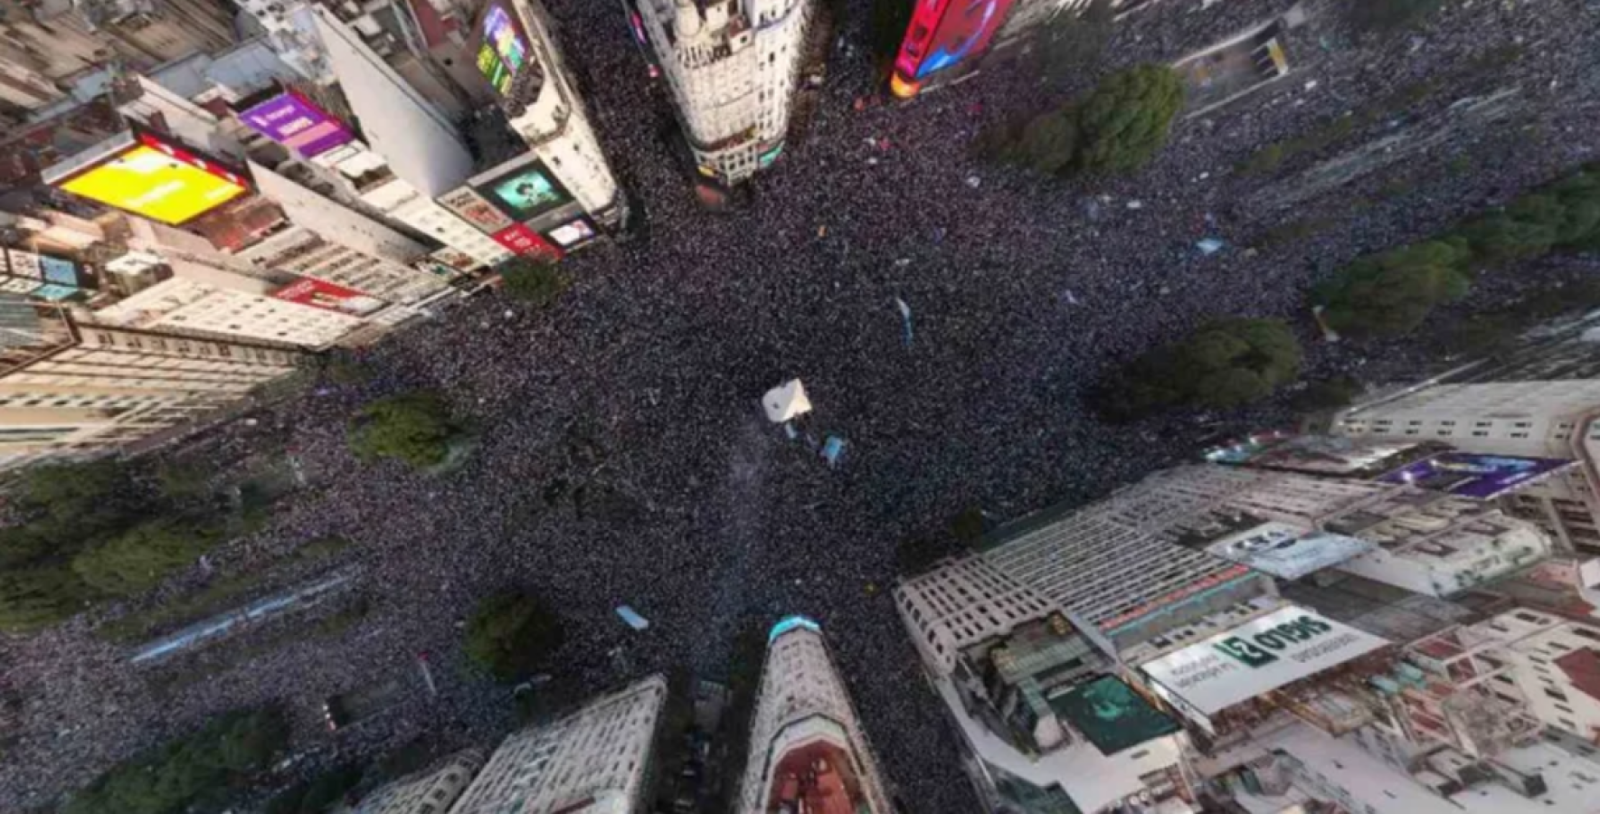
[985,64,1185,177]
[0,460,231,632]
[1316,166,1600,338]
[61,707,288,814]
[348,391,469,470]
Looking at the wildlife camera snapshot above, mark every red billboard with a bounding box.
[271,278,384,316]
[490,223,562,259]
[892,0,1017,98]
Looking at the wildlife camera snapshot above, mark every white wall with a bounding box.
[312,6,474,199]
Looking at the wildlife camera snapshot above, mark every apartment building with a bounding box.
[735,617,893,814]
[449,675,667,814]
[1338,380,1600,553]
[0,303,301,471]
[635,0,814,184]
[352,750,484,814]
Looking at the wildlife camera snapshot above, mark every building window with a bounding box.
[1545,687,1568,702]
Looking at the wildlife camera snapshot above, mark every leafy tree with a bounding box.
[264,764,363,814]
[1289,376,1365,414]
[498,260,571,308]
[1073,64,1185,173]
[1096,319,1303,420]
[17,458,145,535]
[348,391,461,469]
[464,590,566,681]
[61,708,288,814]
[1316,239,1472,338]
[1350,0,1443,32]
[996,64,1183,176]
[71,517,221,597]
[0,566,93,631]
[1013,109,1080,175]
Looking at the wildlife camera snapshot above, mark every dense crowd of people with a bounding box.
[4,0,1600,809]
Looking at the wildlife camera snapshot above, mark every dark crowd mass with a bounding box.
[4,0,1600,809]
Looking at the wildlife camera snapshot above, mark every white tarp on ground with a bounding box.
[762,379,812,423]
[1139,606,1388,717]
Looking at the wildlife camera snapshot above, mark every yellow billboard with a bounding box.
[56,134,250,226]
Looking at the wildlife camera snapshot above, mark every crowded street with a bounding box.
[4,0,1600,809]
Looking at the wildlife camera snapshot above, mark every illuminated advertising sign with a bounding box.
[437,187,515,234]
[1100,564,1254,633]
[1380,453,1575,499]
[52,131,250,225]
[31,284,80,301]
[489,223,561,259]
[1206,432,1440,478]
[477,4,529,96]
[758,144,784,169]
[474,158,573,223]
[543,216,596,249]
[236,90,355,159]
[271,278,384,316]
[38,255,81,287]
[1139,606,1388,717]
[893,0,1017,96]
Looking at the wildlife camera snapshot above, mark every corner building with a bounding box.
[635,0,813,184]
[736,616,893,814]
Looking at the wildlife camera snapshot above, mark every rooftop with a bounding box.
[1046,676,1180,756]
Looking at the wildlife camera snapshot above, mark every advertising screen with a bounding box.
[477,4,529,96]
[894,0,1017,86]
[31,284,80,301]
[475,159,572,222]
[1194,520,1376,581]
[490,223,560,259]
[437,187,515,235]
[1206,432,1439,478]
[544,216,595,249]
[54,132,250,225]
[237,90,355,159]
[1379,453,1574,499]
[1139,606,1388,716]
[271,278,384,316]
[38,255,80,287]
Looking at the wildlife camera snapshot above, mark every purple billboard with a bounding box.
[237,90,354,159]
[1380,453,1574,499]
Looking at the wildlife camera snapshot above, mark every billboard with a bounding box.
[52,131,250,225]
[1139,606,1388,717]
[893,0,1017,95]
[437,187,515,235]
[476,3,530,96]
[1379,453,1574,499]
[1206,433,1441,478]
[271,278,384,316]
[38,255,81,287]
[1195,520,1376,581]
[474,157,573,223]
[489,223,560,259]
[236,90,355,159]
[4,249,42,280]
[543,216,596,250]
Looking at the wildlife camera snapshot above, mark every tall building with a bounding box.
[0,302,302,471]
[735,616,893,814]
[448,675,668,814]
[634,0,814,184]
[0,0,234,119]
[1336,380,1600,553]
[353,750,484,814]
[447,0,624,244]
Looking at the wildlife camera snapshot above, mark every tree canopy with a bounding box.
[1315,165,1600,339]
[1096,318,1303,421]
[61,707,288,814]
[464,590,566,682]
[348,391,462,469]
[996,64,1184,176]
[72,517,222,597]
[498,260,572,308]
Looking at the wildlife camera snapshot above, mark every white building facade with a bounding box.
[354,750,484,814]
[449,675,667,814]
[635,0,813,184]
[736,617,893,814]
